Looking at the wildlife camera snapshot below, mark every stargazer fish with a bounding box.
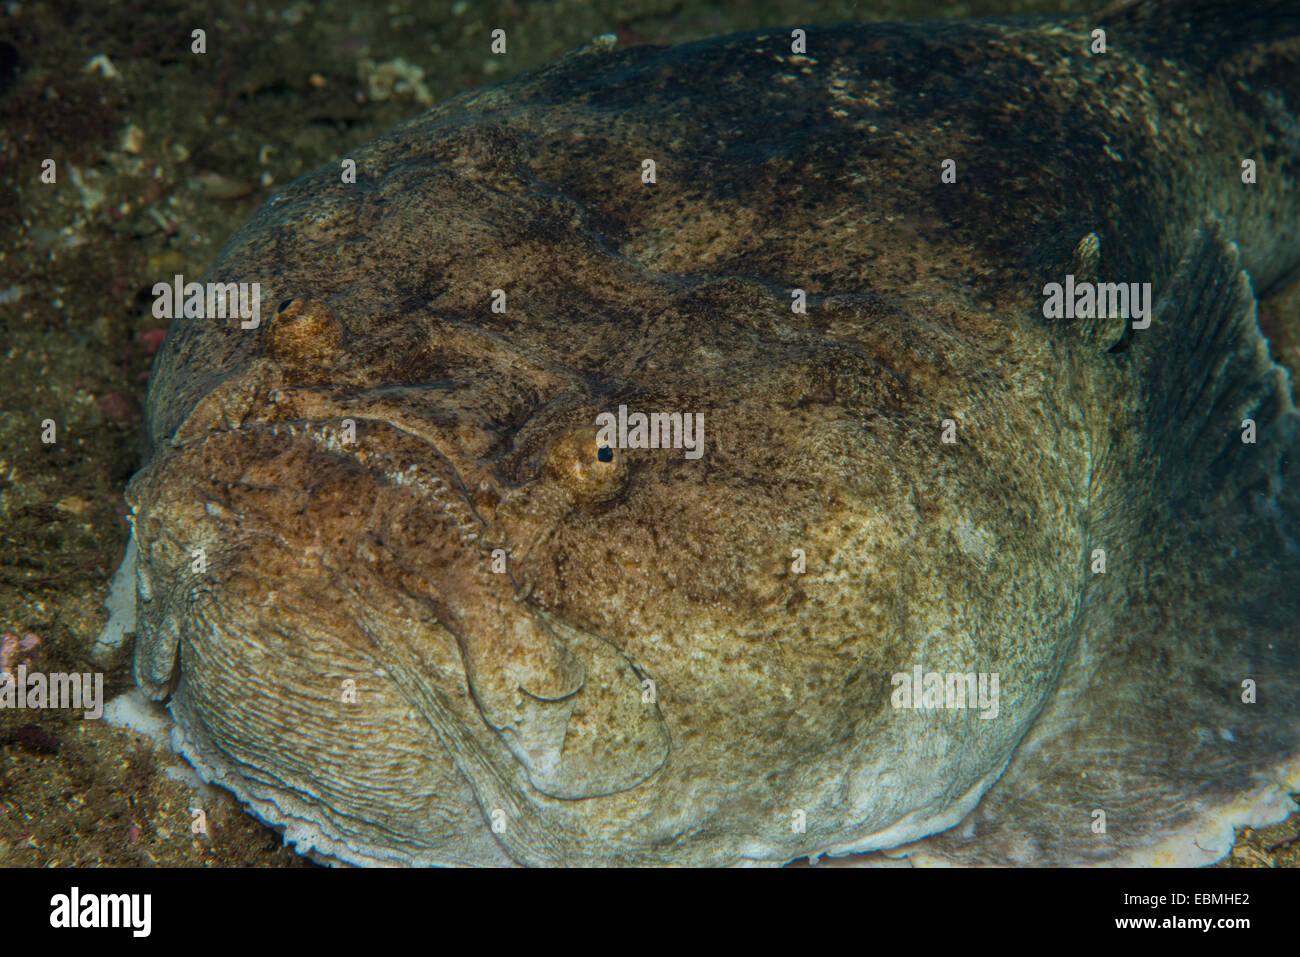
[107,0,1300,865]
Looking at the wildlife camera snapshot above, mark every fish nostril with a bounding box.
[471,478,502,521]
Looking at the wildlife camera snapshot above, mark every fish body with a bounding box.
[122,0,1300,865]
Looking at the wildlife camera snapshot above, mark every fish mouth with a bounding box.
[131,368,670,802]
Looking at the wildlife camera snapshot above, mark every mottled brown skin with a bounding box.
[128,1,1300,865]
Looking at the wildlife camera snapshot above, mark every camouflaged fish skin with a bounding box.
[126,1,1300,866]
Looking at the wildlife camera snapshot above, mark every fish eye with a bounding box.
[266,298,344,372]
[545,427,628,503]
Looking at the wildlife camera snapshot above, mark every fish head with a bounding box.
[127,280,1091,862]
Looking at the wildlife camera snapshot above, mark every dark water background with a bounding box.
[0,0,1295,866]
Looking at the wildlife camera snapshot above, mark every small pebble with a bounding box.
[100,391,141,422]
[139,328,167,354]
[83,53,119,79]
[12,724,59,754]
[56,495,91,516]
[120,123,145,155]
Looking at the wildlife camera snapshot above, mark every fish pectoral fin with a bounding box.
[1111,218,1297,517]
[462,609,670,800]
[893,220,1300,866]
